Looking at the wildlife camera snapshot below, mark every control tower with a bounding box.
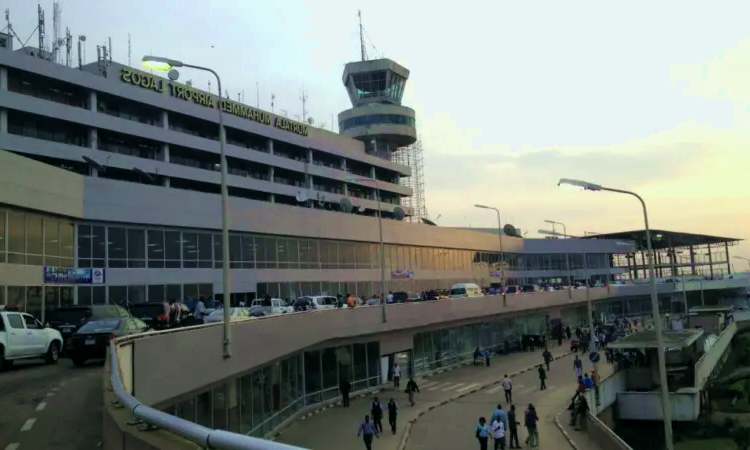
[338,58,417,159]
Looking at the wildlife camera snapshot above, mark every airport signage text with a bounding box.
[120,69,309,137]
[43,267,105,285]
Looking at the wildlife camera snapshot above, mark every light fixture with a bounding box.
[557,178,602,191]
[474,204,491,209]
[141,55,183,71]
[538,229,564,237]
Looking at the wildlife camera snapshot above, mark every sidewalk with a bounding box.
[274,345,571,450]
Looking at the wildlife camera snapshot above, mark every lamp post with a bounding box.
[142,55,233,359]
[475,204,506,306]
[346,175,387,323]
[558,178,673,450]
[545,219,573,296]
[734,256,750,272]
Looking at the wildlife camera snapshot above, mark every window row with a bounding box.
[0,209,75,267]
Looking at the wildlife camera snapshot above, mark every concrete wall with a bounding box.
[616,390,700,421]
[695,321,736,389]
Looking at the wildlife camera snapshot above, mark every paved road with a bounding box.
[408,354,614,450]
[275,345,573,449]
[0,358,103,450]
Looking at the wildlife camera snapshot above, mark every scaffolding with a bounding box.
[391,139,428,223]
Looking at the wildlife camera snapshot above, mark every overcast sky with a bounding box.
[7,0,750,264]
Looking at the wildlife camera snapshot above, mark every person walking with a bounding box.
[490,404,508,430]
[575,393,590,432]
[573,355,583,379]
[405,378,420,406]
[484,348,491,367]
[475,417,490,450]
[357,415,379,450]
[340,379,351,407]
[524,404,539,449]
[387,398,398,434]
[537,365,547,391]
[474,347,482,365]
[393,363,402,389]
[371,396,384,433]
[502,374,513,403]
[542,348,552,371]
[565,325,572,340]
[507,404,521,449]
[491,415,506,450]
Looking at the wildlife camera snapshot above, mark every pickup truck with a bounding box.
[0,308,64,369]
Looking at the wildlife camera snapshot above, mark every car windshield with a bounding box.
[129,304,164,316]
[50,308,90,323]
[450,288,466,295]
[506,287,518,293]
[78,319,121,333]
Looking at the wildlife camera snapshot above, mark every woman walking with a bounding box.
[474,417,490,450]
[525,404,539,449]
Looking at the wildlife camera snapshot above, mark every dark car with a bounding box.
[128,302,168,330]
[67,317,150,367]
[49,305,131,352]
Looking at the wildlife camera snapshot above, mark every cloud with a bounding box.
[671,39,750,102]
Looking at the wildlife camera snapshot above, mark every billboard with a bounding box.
[391,270,415,280]
[43,267,105,285]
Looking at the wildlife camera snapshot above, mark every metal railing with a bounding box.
[108,339,308,450]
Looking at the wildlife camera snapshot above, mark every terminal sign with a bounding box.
[120,68,309,137]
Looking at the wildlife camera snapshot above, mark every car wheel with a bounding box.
[72,357,86,367]
[0,346,6,371]
[44,342,60,365]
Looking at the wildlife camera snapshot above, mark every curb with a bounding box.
[396,351,573,450]
[554,407,579,450]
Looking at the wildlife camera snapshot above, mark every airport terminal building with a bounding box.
[0,42,738,320]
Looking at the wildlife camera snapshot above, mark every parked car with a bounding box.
[48,305,131,352]
[426,289,449,300]
[505,285,520,295]
[0,308,63,369]
[67,317,151,367]
[448,283,484,298]
[305,296,339,310]
[521,285,541,293]
[128,302,168,330]
[392,292,422,303]
[205,307,251,324]
[249,298,294,316]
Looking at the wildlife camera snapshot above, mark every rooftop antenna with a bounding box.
[108,36,112,61]
[271,94,275,113]
[77,35,86,69]
[52,2,61,63]
[300,87,308,122]
[207,80,211,94]
[256,81,259,108]
[65,27,72,66]
[357,10,367,62]
[237,92,241,102]
[37,4,46,59]
[127,33,131,66]
[225,89,229,99]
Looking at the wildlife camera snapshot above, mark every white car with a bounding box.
[249,298,294,315]
[307,296,338,310]
[204,307,251,324]
[0,308,64,369]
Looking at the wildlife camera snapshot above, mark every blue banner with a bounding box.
[43,267,105,285]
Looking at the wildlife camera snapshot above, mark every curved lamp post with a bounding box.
[557,178,673,450]
[143,55,233,359]
[544,219,573,297]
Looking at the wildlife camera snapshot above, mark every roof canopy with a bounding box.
[608,328,704,350]
[582,229,741,250]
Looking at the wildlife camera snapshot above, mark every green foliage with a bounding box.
[731,425,750,450]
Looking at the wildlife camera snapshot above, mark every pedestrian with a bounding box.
[491,414,506,450]
[387,397,398,434]
[474,347,481,365]
[537,365,547,391]
[357,414,379,450]
[507,404,521,449]
[502,374,513,403]
[542,348,552,371]
[475,417,490,450]
[405,378,420,406]
[524,404,539,449]
[575,395,590,432]
[371,396,384,433]
[393,363,402,389]
[573,355,583,379]
[340,379,351,407]
[565,325,572,340]
[490,404,507,430]
[583,373,594,390]
[484,348,491,367]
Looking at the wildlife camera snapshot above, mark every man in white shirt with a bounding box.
[194,298,206,324]
[393,363,402,389]
[386,292,394,304]
[491,417,506,450]
[501,375,513,403]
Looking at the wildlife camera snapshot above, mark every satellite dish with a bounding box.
[133,167,155,184]
[82,156,104,172]
[167,69,180,81]
[306,117,315,125]
[393,206,405,221]
[339,198,353,213]
[503,224,521,238]
[421,218,437,226]
[295,191,309,202]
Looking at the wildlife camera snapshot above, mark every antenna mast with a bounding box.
[256,81,259,108]
[300,87,308,122]
[128,33,131,66]
[358,10,367,62]
[271,94,275,113]
[37,4,45,59]
[65,28,72,66]
[52,2,61,63]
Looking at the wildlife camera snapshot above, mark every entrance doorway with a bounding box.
[383,350,413,384]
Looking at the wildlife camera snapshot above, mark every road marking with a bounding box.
[457,383,481,392]
[442,383,464,392]
[5,443,20,450]
[419,381,438,389]
[51,387,59,392]
[427,383,444,391]
[59,381,67,387]
[20,418,36,432]
[36,402,47,412]
[486,385,505,394]
[46,393,55,397]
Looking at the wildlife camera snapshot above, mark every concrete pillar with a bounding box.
[343,182,348,196]
[89,91,97,112]
[163,144,170,163]
[707,246,714,279]
[164,177,170,188]
[269,194,275,203]
[370,167,376,179]
[89,128,98,150]
[725,242,731,275]
[162,111,169,129]
[689,246,696,276]
[307,148,313,164]
[268,139,274,155]
[0,108,7,134]
[341,158,347,172]
[268,166,274,183]
[0,67,7,90]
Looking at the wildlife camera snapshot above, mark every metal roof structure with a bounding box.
[688,305,733,315]
[608,328,705,349]
[582,230,742,251]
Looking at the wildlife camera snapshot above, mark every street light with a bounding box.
[346,175,387,323]
[143,55,233,359]
[734,256,750,271]
[558,178,674,450]
[544,219,573,294]
[475,204,506,306]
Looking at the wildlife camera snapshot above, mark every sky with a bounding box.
[7,1,750,264]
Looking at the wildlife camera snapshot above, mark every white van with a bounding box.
[448,283,484,299]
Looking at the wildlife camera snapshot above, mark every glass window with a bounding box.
[239,373,254,434]
[352,343,367,391]
[44,218,60,266]
[213,234,223,269]
[321,347,338,392]
[77,224,91,267]
[196,391,212,428]
[0,210,4,263]
[92,226,105,268]
[78,285,92,305]
[212,384,228,431]
[264,237,277,269]
[286,239,299,269]
[109,286,127,306]
[198,234,212,268]
[241,236,255,269]
[175,397,196,423]
[182,232,197,268]
[164,231,181,268]
[254,237,267,269]
[60,221,74,267]
[229,235,242,269]
[127,229,145,268]
[148,285,165,303]
[26,215,43,265]
[108,228,127,268]
[7,211,24,264]
[147,230,164,268]
[367,342,380,387]
[92,286,105,304]
[304,350,321,405]
[26,286,42,317]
